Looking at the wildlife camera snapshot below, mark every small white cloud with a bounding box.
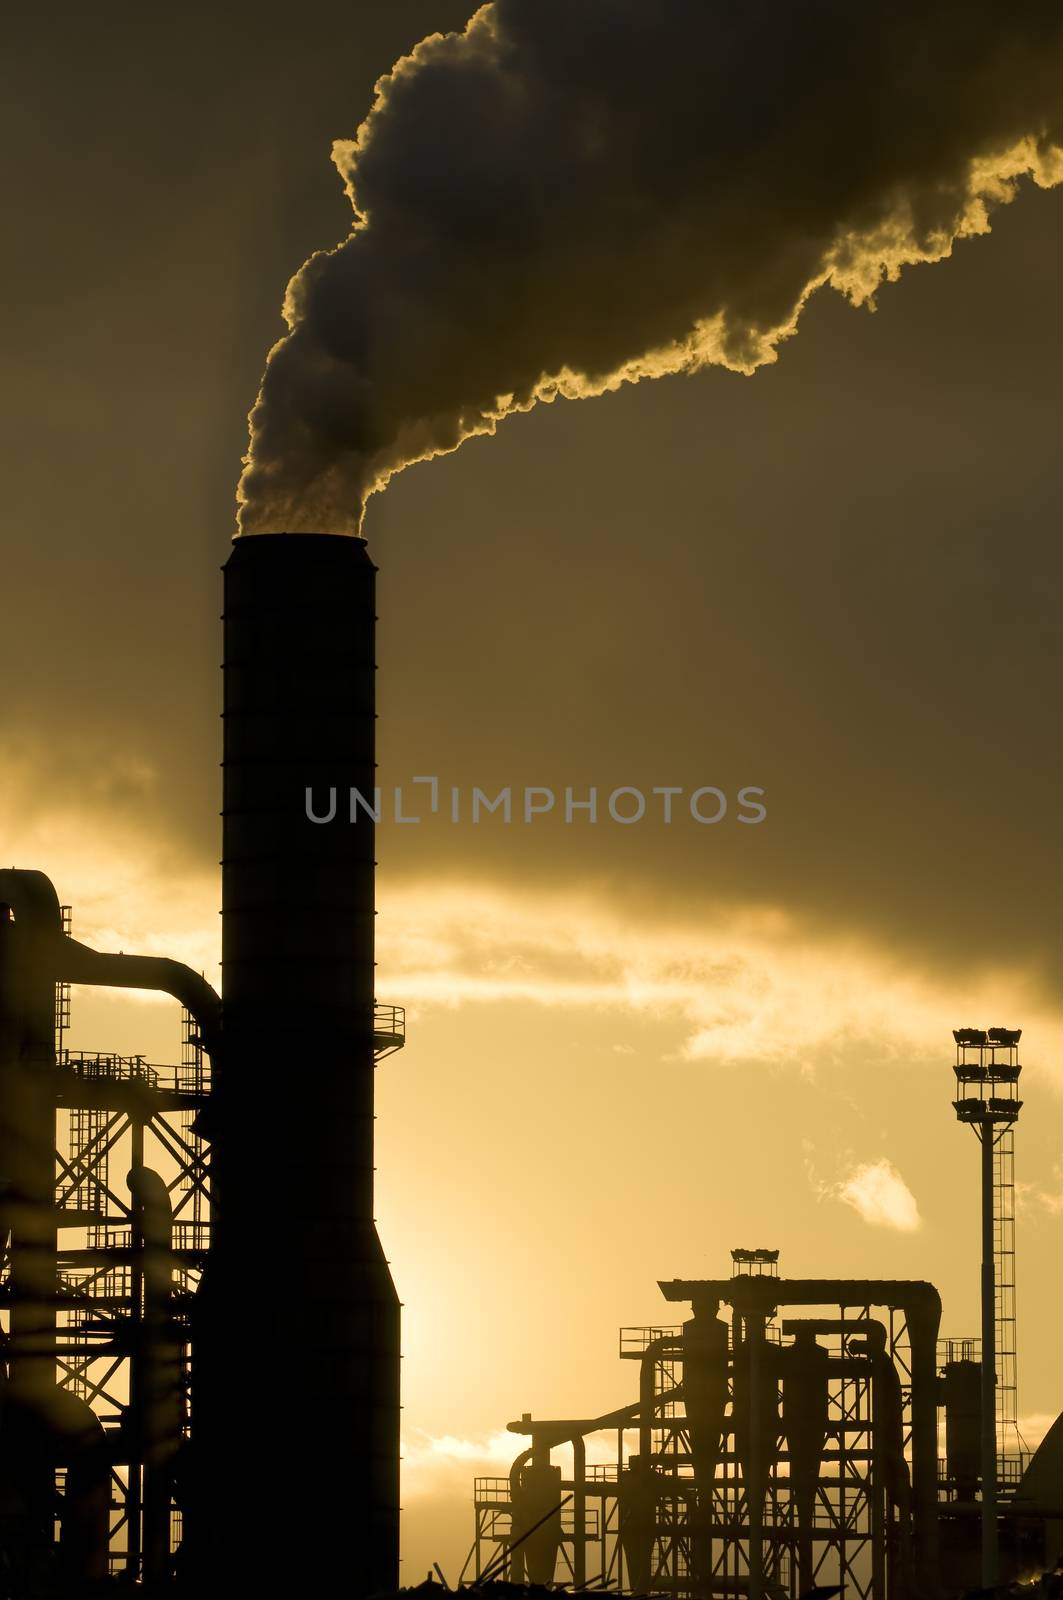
[834,1158,921,1232]
[404,1429,516,1468]
[400,1430,517,1501]
[400,1428,638,1502]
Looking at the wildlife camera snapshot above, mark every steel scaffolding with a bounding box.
[53,1013,212,1576]
[0,901,404,1582]
[472,1262,928,1600]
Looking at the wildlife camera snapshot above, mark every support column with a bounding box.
[980,1126,999,1589]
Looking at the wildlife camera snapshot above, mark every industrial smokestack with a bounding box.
[194,533,399,1595]
[237,0,1063,535]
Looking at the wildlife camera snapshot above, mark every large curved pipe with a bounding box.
[0,868,65,932]
[0,870,220,1053]
[506,1448,534,1583]
[57,939,221,1055]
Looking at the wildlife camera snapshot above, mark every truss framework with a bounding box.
[49,1011,211,1574]
[473,1298,918,1600]
[1,963,405,1582]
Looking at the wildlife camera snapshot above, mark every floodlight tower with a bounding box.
[952,1025,1023,1591]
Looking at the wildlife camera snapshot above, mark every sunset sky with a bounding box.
[5,2,1063,1579]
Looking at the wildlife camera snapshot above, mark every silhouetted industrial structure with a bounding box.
[951,1025,1024,1588]
[471,1032,1063,1599]
[2,530,1063,1600]
[0,534,402,1593]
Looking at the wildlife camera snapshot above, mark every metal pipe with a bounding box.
[639,1335,683,1462]
[748,1315,763,1600]
[0,870,60,1523]
[56,940,221,1055]
[573,1432,587,1588]
[126,1121,145,1583]
[981,1127,999,1587]
[129,1165,181,1585]
[506,1448,534,1582]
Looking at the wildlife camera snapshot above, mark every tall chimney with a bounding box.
[194,533,399,1594]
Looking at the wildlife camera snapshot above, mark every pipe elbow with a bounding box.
[56,938,222,1054]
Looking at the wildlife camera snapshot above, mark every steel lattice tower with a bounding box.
[951,1025,1024,1591]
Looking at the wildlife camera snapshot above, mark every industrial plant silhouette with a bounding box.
[1,534,1061,1599]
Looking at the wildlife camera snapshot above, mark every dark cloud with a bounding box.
[239,0,1063,532]
[4,2,1063,1004]
[367,178,1063,992]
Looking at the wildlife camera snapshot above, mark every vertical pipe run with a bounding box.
[905,1292,942,1595]
[747,1316,764,1600]
[195,533,400,1596]
[127,1119,144,1582]
[130,1165,181,1585]
[981,1126,999,1588]
[0,877,60,1523]
[866,1353,886,1600]
[572,1433,587,1589]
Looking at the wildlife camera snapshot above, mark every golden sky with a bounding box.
[6,1,1063,1580]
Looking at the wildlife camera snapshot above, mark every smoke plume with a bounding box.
[237,0,1063,534]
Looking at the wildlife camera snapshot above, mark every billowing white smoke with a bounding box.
[237,0,1063,534]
